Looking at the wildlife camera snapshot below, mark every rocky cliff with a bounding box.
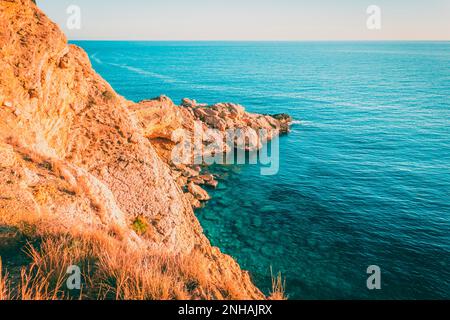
[0,0,288,300]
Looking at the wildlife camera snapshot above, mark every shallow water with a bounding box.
[74,41,450,299]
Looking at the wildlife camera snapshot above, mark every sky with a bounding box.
[37,0,450,41]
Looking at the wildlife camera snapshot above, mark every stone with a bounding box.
[205,116,227,131]
[128,133,140,144]
[199,174,214,182]
[265,115,279,128]
[193,108,207,118]
[184,192,201,209]
[234,127,260,151]
[189,176,205,185]
[188,182,211,201]
[204,108,219,117]
[228,103,245,115]
[181,98,197,108]
[182,166,200,178]
[176,176,188,188]
[272,113,292,133]
[128,95,189,141]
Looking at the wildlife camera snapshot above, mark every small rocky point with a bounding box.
[130,95,292,207]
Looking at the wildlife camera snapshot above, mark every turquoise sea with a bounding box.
[74,41,450,299]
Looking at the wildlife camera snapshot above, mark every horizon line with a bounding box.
[68,39,450,42]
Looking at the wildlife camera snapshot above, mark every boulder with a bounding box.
[189,176,205,185]
[184,192,202,209]
[193,108,207,119]
[181,165,200,178]
[205,116,227,131]
[272,113,293,133]
[199,174,214,182]
[129,95,193,141]
[181,98,197,108]
[176,176,188,188]
[188,182,211,201]
[228,103,245,115]
[205,179,218,189]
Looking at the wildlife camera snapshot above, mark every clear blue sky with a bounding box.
[37,0,450,40]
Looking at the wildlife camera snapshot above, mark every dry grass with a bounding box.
[19,265,66,300]
[0,141,270,300]
[0,258,11,300]
[0,229,252,300]
[268,267,287,300]
[0,179,272,301]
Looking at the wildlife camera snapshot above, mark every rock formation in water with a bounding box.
[130,95,291,208]
[0,0,289,300]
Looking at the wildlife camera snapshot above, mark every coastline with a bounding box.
[0,0,289,300]
[129,95,292,210]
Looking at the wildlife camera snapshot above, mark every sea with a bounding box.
[73,41,450,299]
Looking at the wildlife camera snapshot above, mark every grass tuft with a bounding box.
[0,258,11,300]
[268,267,287,300]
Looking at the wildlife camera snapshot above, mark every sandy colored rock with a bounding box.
[130,96,292,158]
[205,179,219,189]
[181,98,197,108]
[129,95,194,141]
[188,182,211,201]
[184,192,202,209]
[190,176,205,185]
[199,174,214,182]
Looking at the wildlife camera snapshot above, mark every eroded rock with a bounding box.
[188,182,211,201]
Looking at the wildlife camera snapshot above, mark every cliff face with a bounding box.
[0,0,206,255]
[0,0,287,300]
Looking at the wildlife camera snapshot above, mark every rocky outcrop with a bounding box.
[0,0,290,300]
[130,96,291,205]
[132,96,291,147]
